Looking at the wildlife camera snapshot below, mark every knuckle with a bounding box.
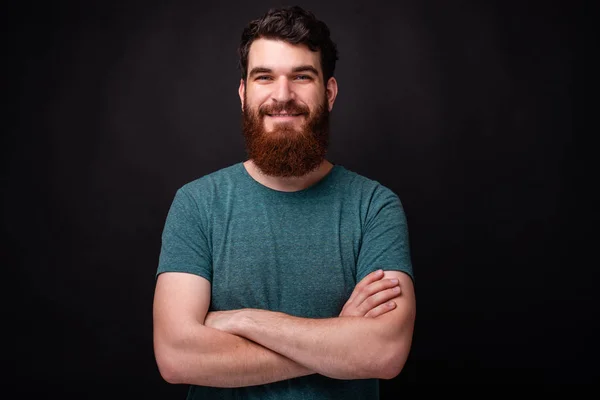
[383,279,396,288]
[374,283,387,293]
[368,306,383,318]
[372,291,385,301]
[377,281,391,290]
[376,293,389,302]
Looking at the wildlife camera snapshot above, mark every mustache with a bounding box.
[259,101,310,116]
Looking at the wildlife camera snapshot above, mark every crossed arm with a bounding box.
[153,269,415,387]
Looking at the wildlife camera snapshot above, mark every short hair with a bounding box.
[238,6,339,82]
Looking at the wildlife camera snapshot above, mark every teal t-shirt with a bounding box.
[157,162,414,399]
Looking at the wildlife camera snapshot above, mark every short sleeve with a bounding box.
[356,187,414,284]
[156,187,212,282]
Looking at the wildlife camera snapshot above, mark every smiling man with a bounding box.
[241,38,332,179]
[153,6,416,399]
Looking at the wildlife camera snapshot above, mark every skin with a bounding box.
[154,271,405,386]
[203,271,415,380]
[239,38,338,192]
[153,38,416,387]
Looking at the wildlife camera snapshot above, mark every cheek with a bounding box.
[304,94,327,112]
[301,87,326,104]
[247,94,271,112]
[247,85,271,101]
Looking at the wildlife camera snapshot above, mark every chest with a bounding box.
[208,199,361,317]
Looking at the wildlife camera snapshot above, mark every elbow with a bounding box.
[373,338,412,380]
[378,356,407,380]
[156,358,182,384]
[154,341,186,384]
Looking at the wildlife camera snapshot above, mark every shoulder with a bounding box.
[332,165,402,205]
[177,163,243,199]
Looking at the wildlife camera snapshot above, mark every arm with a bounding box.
[153,270,401,387]
[154,189,303,387]
[206,270,416,380]
[153,272,313,388]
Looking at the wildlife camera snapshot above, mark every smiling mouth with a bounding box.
[267,114,302,117]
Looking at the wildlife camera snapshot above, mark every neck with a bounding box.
[243,159,333,192]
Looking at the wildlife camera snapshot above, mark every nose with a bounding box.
[271,77,294,103]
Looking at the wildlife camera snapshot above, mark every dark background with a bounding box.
[3,0,591,397]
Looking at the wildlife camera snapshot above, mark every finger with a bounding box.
[353,278,400,309]
[356,285,402,315]
[346,269,384,304]
[364,301,396,318]
[338,304,347,317]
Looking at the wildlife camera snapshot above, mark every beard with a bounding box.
[242,95,330,178]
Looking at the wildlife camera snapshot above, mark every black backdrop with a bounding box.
[3,0,591,397]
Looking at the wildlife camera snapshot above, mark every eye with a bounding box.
[295,75,312,81]
[256,75,272,81]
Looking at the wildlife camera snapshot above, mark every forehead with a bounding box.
[248,38,321,73]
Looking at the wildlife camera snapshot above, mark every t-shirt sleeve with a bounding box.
[156,187,212,282]
[356,186,414,284]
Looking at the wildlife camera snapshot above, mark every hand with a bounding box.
[339,269,401,318]
[204,309,242,333]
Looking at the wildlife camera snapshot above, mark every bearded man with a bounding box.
[153,6,416,399]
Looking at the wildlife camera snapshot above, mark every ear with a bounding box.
[238,79,245,111]
[326,77,338,112]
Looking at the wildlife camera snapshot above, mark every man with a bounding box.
[153,5,415,399]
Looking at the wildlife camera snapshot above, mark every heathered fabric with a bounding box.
[157,162,413,399]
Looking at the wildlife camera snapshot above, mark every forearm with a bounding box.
[228,310,409,380]
[155,324,314,388]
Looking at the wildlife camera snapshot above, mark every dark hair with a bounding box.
[238,6,339,82]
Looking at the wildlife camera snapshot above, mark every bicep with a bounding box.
[356,189,413,283]
[378,270,416,336]
[153,272,212,342]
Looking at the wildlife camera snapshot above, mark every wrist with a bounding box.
[228,309,253,336]
[240,309,261,336]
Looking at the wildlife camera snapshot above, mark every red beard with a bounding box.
[242,97,330,177]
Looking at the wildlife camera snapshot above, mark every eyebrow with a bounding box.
[248,67,272,77]
[291,65,319,76]
[248,65,320,78]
